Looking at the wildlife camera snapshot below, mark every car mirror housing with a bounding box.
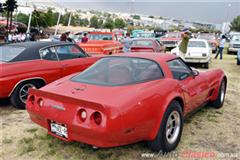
[192,70,199,77]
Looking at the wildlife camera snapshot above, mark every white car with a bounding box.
[171,39,212,68]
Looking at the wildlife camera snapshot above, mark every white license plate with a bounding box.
[50,121,68,138]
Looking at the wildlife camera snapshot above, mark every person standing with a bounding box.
[122,32,132,53]
[81,33,89,43]
[215,35,226,60]
[60,32,67,41]
[179,28,191,59]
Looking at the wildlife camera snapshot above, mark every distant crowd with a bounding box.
[5,32,37,43]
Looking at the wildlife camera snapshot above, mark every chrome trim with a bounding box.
[8,77,47,97]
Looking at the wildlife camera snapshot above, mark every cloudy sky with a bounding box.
[18,0,240,24]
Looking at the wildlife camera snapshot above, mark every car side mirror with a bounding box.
[192,70,199,78]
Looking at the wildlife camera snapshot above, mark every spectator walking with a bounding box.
[215,35,226,60]
[122,32,132,53]
[179,28,191,58]
[81,33,88,43]
[60,32,67,41]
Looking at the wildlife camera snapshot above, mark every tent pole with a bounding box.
[55,12,61,35]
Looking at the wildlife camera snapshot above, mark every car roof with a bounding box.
[107,53,176,62]
[132,38,156,41]
[3,41,75,63]
[6,41,73,50]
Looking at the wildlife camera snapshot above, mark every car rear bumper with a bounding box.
[184,57,211,63]
[228,48,239,53]
[28,105,145,148]
[27,110,132,147]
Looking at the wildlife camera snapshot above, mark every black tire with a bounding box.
[10,81,42,109]
[227,50,231,55]
[237,59,240,65]
[147,100,183,153]
[210,79,226,109]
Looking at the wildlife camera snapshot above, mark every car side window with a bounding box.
[55,45,86,61]
[167,59,192,80]
[39,47,58,61]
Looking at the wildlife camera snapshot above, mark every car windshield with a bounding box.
[164,33,181,38]
[137,33,155,38]
[232,36,240,41]
[0,46,25,62]
[71,57,164,86]
[132,40,153,47]
[198,34,215,40]
[89,34,113,40]
[188,41,206,48]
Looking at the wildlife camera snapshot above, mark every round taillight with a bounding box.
[92,112,102,125]
[79,109,87,122]
[29,95,35,105]
[37,98,44,107]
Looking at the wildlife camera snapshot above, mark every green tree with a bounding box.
[60,12,71,26]
[90,15,100,28]
[80,18,89,27]
[149,15,154,19]
[98,19,103,28]
[132,15,140,20]
[114,18,126,29]
[15,13,28,25]
[3,0,18,33]
[44,8,58,27]
[103,17,114,31]
[230,15,240,32]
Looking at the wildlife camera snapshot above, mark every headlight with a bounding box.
[202,53,207,57]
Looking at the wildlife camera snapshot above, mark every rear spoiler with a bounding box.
[28,89,106,112]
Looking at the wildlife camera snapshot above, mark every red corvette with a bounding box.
[26,53,227,152]
[0,42,100,109]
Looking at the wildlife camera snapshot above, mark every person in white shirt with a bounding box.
[215,35,226,60]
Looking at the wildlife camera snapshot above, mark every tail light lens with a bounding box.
[92,112,102,125]
[78,109,87,122]
[28,95,35,105]
[37,98,44,107]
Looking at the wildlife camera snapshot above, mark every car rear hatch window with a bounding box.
[0,46,25,62]
[188,41,206,48]
[71,57,164,86]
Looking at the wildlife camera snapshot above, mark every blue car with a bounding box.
[237,49,240,65]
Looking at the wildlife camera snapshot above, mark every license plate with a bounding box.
[50,121,68,138]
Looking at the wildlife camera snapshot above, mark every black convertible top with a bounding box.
[2,41,75,62]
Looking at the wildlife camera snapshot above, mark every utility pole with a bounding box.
[68,12,72,28]
[55,12,61,35]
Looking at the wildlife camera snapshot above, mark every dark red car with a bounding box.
[0,42,100,109]
[130,38,165,53]
[27,53,227,153]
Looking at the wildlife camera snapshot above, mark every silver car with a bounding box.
[228,34,240,54]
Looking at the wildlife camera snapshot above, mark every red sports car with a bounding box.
[0,42,100,109]
[26,53,227,152]
[130,38,165,53]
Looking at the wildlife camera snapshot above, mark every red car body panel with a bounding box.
[160,32,182,48]
[130,39,165,53]
[26,53,226,148]
[0,56,100,98]
[77,32,123,55]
